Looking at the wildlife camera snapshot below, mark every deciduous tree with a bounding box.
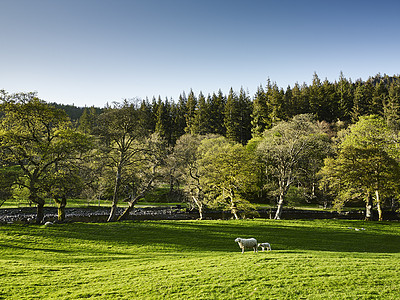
[0,92,91,223]
[257,114,330,219]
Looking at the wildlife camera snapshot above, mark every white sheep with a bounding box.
[235,238,258,253]
[258,242,271,251]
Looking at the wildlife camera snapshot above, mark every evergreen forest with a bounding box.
[1,72,400,223]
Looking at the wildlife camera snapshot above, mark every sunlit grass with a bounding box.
[1,219,399,299]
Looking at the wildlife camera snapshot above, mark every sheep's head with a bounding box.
[235,238,242,243]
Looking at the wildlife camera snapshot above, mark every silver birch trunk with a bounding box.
[375,190,383,221]
[108,166,121,222]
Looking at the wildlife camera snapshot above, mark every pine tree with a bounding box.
[139,98,156,134]
[191,91,209,135]
[170,93,187,143]
[78,106,98,134]
[351,81,370,122]
[237,87,252,144]
[371,80,387,115]
[267,81,285,123]
[336,72,353,121]
[208,89,226,135]
[155,97,172,144]
[184,89,197,133]
[383,82,400,130]
[224,88,240,142]
[251,85,269,137]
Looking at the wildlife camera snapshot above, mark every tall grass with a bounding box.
[0,219,399,299]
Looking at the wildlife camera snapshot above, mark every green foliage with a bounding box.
[198,136,258,218]
[257,114,331,218]
[0,166,22,205]
[0,92,92,222]
[0,220,399,299]
[320,115,400,220]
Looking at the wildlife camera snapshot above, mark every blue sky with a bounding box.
[1,0,400,107]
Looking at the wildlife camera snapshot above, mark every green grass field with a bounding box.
[1,219,399,299]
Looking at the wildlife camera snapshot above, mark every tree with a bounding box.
[0,92,91,223]
[257,114,330,219]
[383,82,400,131]
[336,72,353,121]
[237,87,253,144]
[208,90,226,135]
[117,133,169,221]
[191,92,209,135]
[96,100,148,222]
[170,93,187,143]
[198,136,258,219]
[224,88,240,143]
[43,163,84,221]
[319,115,400,220]
[266,81,286,123]
[251,85,270,137]
[184,90,197,133]
[351,81,371,122]
[155,97,173,144]
[168,134,207,219]
[0,165,22,207]
[78,106,99,134]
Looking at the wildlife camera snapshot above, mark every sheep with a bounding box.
[258,242,271,251]
[234,238,258,253]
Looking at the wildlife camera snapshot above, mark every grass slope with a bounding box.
[0,219,399,299]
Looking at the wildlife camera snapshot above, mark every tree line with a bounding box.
[1,72,400,223]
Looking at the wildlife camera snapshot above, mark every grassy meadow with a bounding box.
[0,219,399,299]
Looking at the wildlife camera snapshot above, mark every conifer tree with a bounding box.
[352,81,370,122]
[337,72,353,121]
[383,82,400,130]
[371,80,387,115]
[224,88,240,142]
[173,92,187,139]
[208,90,226,135]
[191,92,209,135]
[266,81,285,123]
[139,98,156,134]
[78,106,98,134]
[237,87,252,144]
[184,89,197,133]
[251,85,269,137]
[155,97,172,144]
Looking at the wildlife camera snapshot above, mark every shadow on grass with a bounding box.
[2,220,400,255]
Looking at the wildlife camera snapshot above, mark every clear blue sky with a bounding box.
[1,0,400,107]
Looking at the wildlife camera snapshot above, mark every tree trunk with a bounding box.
[230,198,239,220]
[108,166,122,222]
[365,193,373,221]
[117,178,155,221]
[30,193,45,224]
[117,200,136,221]
[36,203,44,224]
[375,190,383,221]
[274,195,284,220]
[57,196,67,222]
[192,196,203,220]
[274,187,287,220]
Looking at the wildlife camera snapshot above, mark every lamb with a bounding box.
[258,242,271,251]
[234,238,258,253]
